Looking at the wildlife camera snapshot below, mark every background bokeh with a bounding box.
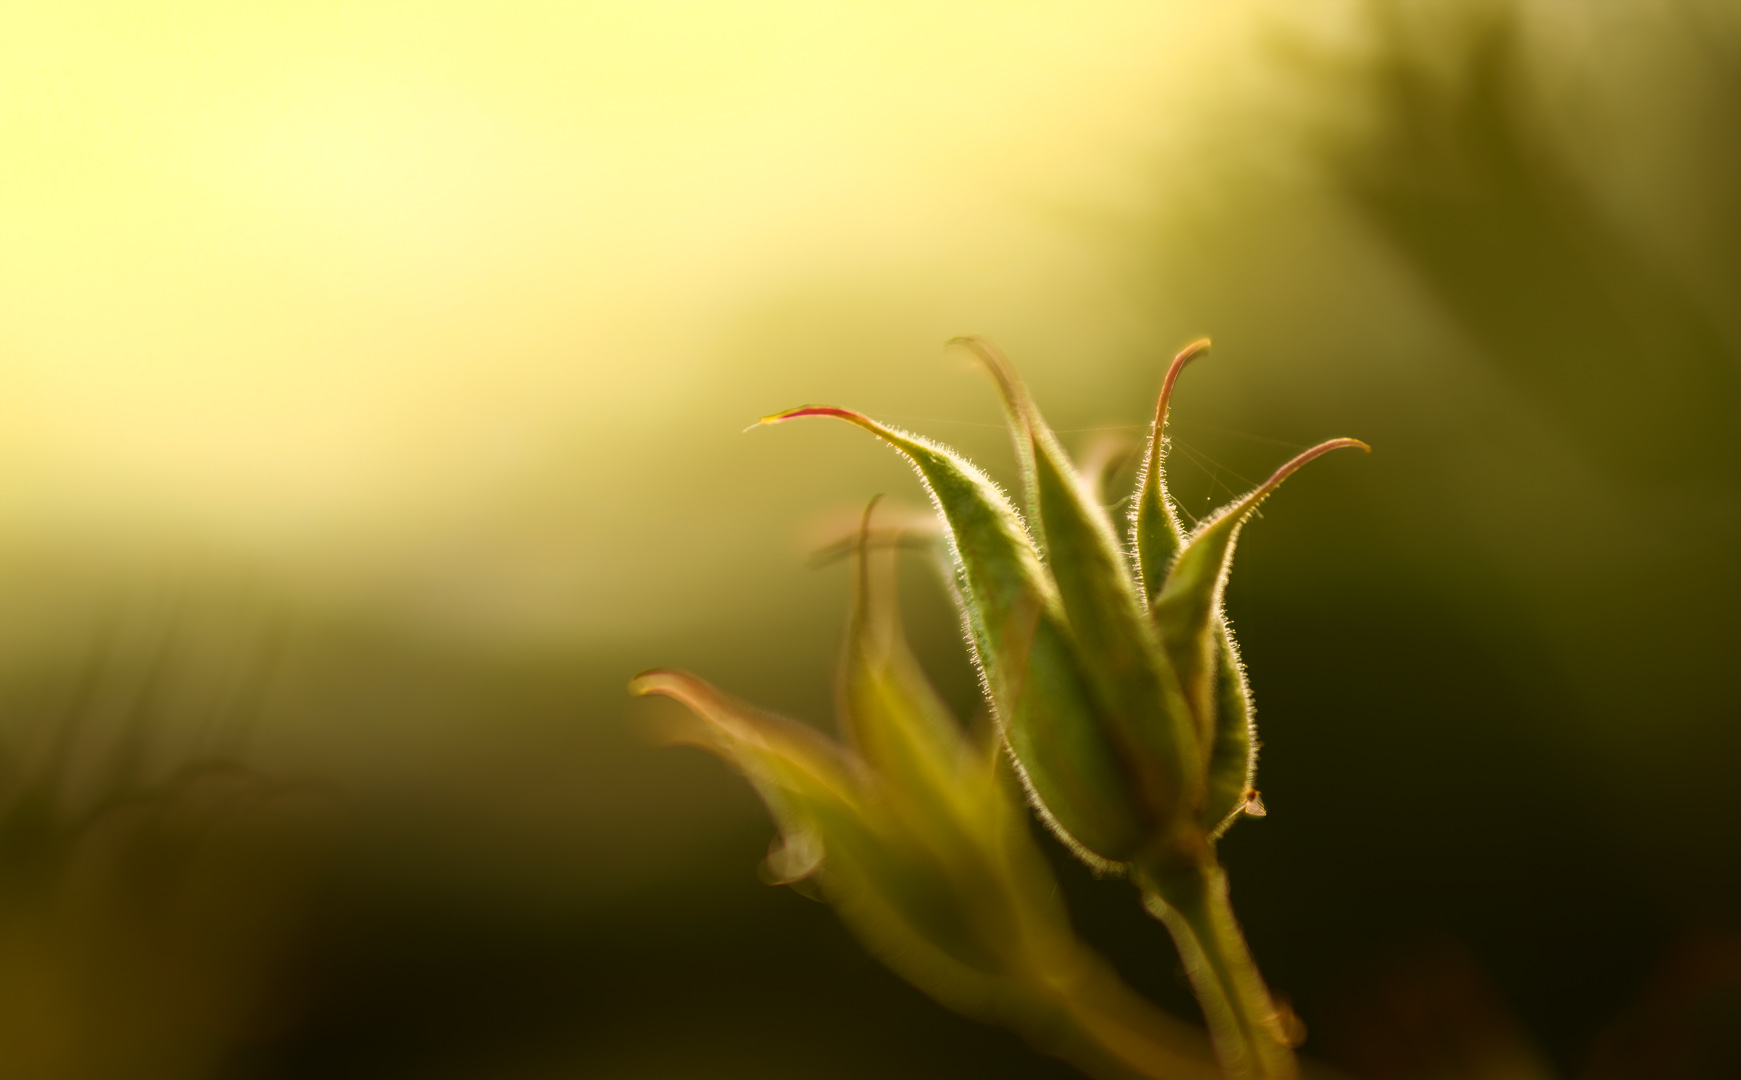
[1,2,1737,1077]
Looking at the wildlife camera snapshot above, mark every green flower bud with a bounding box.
[760,341,1366,876]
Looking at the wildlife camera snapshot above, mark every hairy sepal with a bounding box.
[952,336,1202,850]
[1152,438,1370,743]
[762,405,1150,863]
[1129,341,1260,836]
[1132,339,1211,601]
[1202,627,1256,838]
[761,407,1042,667]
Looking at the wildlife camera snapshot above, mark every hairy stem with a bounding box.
[1139,860,1298,1080]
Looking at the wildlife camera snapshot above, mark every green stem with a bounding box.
[1047,959,1225,1080]
[1138,859,1298,1080]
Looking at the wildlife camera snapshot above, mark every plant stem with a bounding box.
[1138,859,1298,1080]
[1047,959,1225,1080]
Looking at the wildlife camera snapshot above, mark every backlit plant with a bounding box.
[632,338,1366,1079]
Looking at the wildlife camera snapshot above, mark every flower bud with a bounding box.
[761,341,1366,874]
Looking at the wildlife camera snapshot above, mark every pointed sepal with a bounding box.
[1201,626,1257,838]
[761,403,1152,864]
[1133,339,1211,602]
[1152,438,1370,742]
[759,407,1045,676]
[951,336,1202,853]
